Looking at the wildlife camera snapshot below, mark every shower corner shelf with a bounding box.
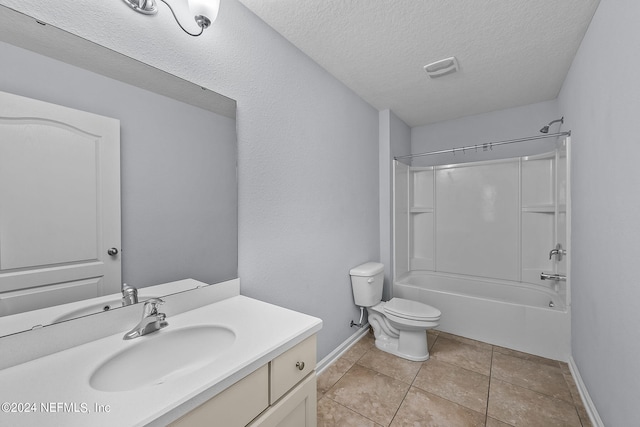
[522,204,566,214]
[522,204,555,213]
[410,207,434,213]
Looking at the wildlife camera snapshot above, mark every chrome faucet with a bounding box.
[121,283,138,306]
[123,298,168,340]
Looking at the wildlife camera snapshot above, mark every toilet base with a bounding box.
[373,330,430,362]
[367,309,434,362]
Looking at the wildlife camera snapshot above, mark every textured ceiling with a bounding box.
[238,0,601,127]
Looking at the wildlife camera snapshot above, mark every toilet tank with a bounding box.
[349,262,384,307]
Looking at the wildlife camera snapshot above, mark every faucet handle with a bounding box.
[143,298,164,316]
[549,243,566,261]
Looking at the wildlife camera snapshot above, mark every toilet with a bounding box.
[350,262,441,361]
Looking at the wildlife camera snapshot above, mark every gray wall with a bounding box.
[0,41,238,288]
[379,110,411,300]
[411,100,561,166]
[0,0,381,359]
[558,0,640,425]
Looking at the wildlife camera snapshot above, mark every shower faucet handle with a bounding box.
[549,243,566,261]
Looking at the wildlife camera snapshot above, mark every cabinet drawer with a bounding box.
[270,335,316,404]
[170,364,269,427]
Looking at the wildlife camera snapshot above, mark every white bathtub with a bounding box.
[394,271,570,361]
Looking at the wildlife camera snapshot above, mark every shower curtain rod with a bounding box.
[394,131,571,161]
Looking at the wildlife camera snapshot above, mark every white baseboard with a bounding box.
[568,356,604,427]
[317,324,370,375]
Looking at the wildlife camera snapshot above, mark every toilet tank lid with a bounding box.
[350,262,384,276]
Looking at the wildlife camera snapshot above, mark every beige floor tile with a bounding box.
[357,347,422,384]
[561,371,593,426]
[317,357,356,397]
[491,352,572,403]
[317,397,382,427]
[488,379,581,427]
[325,364,410,426]
[427,330,439,351]
[559,361,572,375]
[362,329,376,344]
[430,337,492,375]
[390,387,485,427]
[341,333,375,363]
[485,417,513,427]
[412,359,489,414]
[561,372,592,426]
[323,332,588,427]
[437,332,493,351]
[577,405,594,427]
[562,371,590,408]
[493,345,561,369]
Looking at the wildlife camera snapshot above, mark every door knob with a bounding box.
[107,248,119,256]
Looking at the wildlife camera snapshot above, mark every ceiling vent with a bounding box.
[424,57,459,78]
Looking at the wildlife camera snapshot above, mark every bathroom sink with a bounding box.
[89,325,235,392]
[53,297,158,322]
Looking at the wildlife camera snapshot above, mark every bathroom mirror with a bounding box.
[0,5,238,337]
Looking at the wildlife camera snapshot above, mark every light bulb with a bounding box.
[188,0,220,28]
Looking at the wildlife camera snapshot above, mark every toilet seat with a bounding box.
[383,298,441,322]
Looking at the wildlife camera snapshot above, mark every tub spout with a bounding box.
[540,272,566,282]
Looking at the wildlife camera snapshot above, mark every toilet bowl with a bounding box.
[350,262,441,361]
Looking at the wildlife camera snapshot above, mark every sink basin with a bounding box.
[53,296,158,323]
[89,325,235,392]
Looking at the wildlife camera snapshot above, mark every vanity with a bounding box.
[170,334,317,427]
[0,280,322,426]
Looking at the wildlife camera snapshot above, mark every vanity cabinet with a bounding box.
[169,335,317,427]
[249,374,316,427]
[250,335,317,427]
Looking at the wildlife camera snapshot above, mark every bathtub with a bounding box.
[394,271,570,361]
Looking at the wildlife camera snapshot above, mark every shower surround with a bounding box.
[393,140,570,360]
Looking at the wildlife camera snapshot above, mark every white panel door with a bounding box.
[0,90,120,314]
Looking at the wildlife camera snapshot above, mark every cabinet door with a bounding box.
[169,364,269,427]
[249,373,317,427]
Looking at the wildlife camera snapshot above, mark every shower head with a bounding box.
[540,117,564,133]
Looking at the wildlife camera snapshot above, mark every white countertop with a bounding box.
[0,295,322,426]
[0,279,201,338]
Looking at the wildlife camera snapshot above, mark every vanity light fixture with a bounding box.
[122,0,220,37]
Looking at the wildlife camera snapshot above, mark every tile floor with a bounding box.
[317,330,592,427]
